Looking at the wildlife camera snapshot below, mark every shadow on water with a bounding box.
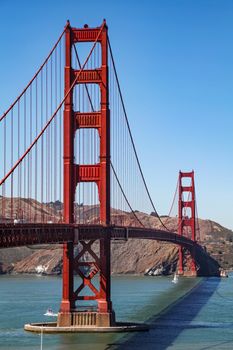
[107,277,221,350]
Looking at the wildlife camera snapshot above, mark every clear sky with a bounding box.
[0,0,233,229]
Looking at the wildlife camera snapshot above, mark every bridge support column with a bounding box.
[178,246,184,275]
[58,242,74,326]
[60,242,74,313]
[58,236,114,327]
[177,171,197,276]
[190,246,197,276]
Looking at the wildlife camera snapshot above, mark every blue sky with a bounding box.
[0,0,233,229]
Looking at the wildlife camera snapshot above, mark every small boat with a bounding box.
[44,308,58,317]
[172,273,178,284]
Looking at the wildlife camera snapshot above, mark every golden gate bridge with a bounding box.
[0,20,219,331]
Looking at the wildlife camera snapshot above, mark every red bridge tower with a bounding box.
[58,20,114,327]
[177,171,197,276]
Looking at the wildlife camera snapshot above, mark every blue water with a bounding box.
[0,274,233,349]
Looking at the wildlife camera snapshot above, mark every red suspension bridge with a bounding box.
[0,20,219,329]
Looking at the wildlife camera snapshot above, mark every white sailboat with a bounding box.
[172,273,178,284]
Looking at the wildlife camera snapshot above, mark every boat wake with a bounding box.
[44,308,58,317]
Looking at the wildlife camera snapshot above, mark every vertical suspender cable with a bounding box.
[11,109,14,220]
[35,76,38,222]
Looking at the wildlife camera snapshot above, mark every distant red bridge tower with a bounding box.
[177,171,197,276]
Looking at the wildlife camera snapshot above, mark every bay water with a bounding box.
[0,274,233,349]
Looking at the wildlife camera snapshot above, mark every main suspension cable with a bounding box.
[162,178,179,227]
[73,44,144,226]
[0,23,105,186]
[107,36,170,231]
[0,24,68,123]
[110,162,144,227]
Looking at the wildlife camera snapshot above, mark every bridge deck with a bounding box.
[0,223,194,248]
[0,223,219,276]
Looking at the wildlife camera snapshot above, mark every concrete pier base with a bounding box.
[57,311,115,327]
[177,270,198,277]
[183,271,198,277]
[177,270,184,276]
[24,321,149,333]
